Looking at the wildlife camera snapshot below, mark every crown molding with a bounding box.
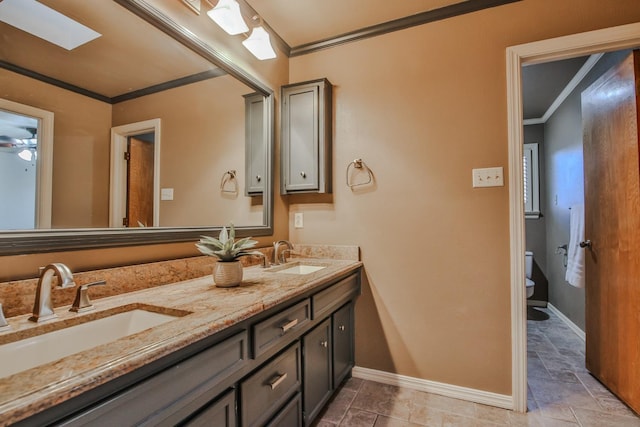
[289,0,522,57]
[523,53,604,125]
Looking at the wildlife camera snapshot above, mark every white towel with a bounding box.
[565,203,585,288]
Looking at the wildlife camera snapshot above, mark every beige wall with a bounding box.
[288,0,640,394]
[0,69,112,228]
[112,75,263,227]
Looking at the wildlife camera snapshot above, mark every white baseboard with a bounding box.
[547,303,586,341]
[352,366,514,410]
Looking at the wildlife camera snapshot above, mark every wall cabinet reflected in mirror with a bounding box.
[0,0,274,253]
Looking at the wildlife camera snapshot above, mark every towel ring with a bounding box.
[346,158,373,189]
[220,170,238,194]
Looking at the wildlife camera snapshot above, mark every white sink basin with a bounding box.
[273,264,327,275]
[0,309,181,378]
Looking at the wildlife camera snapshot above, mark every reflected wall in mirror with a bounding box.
[0,0,270,238]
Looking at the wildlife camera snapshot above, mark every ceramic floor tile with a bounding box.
[373,415,423,427]
[316,389,358,424]
[572,407,640,427]
[351,390,412,421]
[339,408,378,427]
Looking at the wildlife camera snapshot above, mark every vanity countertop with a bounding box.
[0,258,362,426]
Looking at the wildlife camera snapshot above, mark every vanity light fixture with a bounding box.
[0,0,101,50]
[242,26,276,60]
[207,0,248,35]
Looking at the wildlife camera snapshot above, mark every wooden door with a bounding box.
[582,50,640,414]
[126,136,154,227]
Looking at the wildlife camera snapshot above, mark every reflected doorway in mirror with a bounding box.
[110,119,161,228]
[0,98,53,229]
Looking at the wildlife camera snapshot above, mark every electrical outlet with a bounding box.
[294,212,304,228]
[472,167,504,188]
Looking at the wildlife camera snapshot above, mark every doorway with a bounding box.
[506,23,640,412]
[0,99,53,229]
[109,119,161,228]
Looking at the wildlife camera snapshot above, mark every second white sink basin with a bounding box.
[0,308,182,378]
[272,264,327,275]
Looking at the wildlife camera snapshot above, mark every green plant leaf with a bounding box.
[218,226,228,244]
[195,223,258,261]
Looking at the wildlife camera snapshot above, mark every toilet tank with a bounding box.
[525,251,533,279]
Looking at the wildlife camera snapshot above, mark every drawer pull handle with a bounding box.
[320,340,328,348]
[280,318,298,333]
[269,372,288,390]
[338,325,346,332]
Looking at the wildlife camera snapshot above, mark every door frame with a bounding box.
[507,22,640,412]
[0,99,54,228]
[109,119,161,228]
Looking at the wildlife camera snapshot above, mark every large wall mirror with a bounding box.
[0,0,274,255]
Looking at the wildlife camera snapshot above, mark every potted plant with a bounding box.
[196,223,260,287]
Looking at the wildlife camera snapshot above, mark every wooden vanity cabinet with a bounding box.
[17,270,360,427]
[281,78,332,194]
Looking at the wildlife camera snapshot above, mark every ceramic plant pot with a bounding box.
[213,260,243,287]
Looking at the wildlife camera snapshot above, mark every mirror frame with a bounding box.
[0,0,274,255]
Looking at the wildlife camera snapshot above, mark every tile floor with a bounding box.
[312,307,640,426]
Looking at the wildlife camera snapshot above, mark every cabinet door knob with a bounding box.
[256,175,262,182]
[300,171,306,178]
[320,340,328,348]
[338,325,346,332]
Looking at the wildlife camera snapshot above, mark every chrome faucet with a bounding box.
[29,263,76,323]
[273,240,294,265]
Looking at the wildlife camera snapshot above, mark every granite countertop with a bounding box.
[0,258,362,426]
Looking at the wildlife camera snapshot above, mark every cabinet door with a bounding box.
[244,93,265,195]
[333,303,354,387]
[303,318,332,426]
[282,84,318,192]
[182,389,236,427]
[281,79,332,194]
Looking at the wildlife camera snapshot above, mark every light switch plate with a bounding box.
[472,167,504,188]
[161,188,174,201]
[294,212,304,228]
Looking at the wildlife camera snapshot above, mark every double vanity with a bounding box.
[0,255,362,426]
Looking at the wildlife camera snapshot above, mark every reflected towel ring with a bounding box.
[220,170,238,193]
[346,158,373,189]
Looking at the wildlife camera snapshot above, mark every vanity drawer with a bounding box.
[312,274,359,319]
[59,331,248,426]
[266,392,302,427]
[241,343,301,427]
[253,299,310,357]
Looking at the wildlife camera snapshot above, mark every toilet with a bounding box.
[525,251,535,298]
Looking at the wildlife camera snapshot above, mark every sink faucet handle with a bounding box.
[0,303,9,331]
[70,280,106,313]
[252,252,270,268]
